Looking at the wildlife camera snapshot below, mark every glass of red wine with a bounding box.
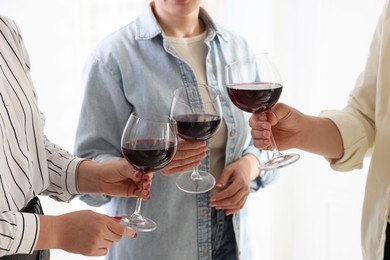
[170,84,222,194]
[120,112,178,232]
[225,53,300,170]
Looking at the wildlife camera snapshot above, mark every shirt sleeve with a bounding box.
[0,211,39,256]
[318,2,382,171]
[41,132,84,202]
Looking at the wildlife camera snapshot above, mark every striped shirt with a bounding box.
[0,15,82,256]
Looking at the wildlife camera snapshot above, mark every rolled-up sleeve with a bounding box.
[41,135,84,202]
[320,109,370,171]
[0,212,39,256]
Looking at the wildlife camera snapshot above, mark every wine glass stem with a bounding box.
[190,166,203,180]
[132,198,144,219]
[270,131,283,158]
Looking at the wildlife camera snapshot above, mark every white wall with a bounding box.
[0,0,386,259]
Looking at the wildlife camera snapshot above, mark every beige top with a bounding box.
[319,1,390,259]
[168,31,228,194]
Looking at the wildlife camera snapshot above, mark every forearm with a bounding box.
[301,116,344,159]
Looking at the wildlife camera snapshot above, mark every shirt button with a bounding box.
[207,58,211,64]
[230,130,236,137]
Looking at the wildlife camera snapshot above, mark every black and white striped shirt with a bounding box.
[0,15,82,256]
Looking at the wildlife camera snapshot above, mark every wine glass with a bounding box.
[225,53,300,170]
[170,84,222,194]
[120,112,178,232]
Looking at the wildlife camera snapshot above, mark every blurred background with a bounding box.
[0,0,386,259]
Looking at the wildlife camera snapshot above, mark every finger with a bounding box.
[214,191,247,210]
[251,128,272,149]
[251,111,268,122]
[93,248,108,256]
[100,239,115,248]
[177,139,207,150]
[211,183,240,204]
[173,139,207,160]
[141,184,151,200]
[123,228,138,238]
[111,218,137,238]
[269,102,290,125]
[173,146,208,161]
[161,160,202,176]
[161,151,206,176]
[215,169,233,189]
[106,218,128,239]
[225,208,241,216]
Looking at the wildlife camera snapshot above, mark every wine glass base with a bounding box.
[176,170,216,194]
[120,215,157,232]
[261,153,300,171]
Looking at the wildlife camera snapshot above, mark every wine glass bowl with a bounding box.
[120,112,178,232]
[170,84,222,194]
[225,53,299,170]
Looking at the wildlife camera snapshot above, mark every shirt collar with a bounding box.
[134,4,228,43]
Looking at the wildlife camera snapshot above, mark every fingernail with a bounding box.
[113,216,122,221]
[133,233,138,238]
[142,175,150,181]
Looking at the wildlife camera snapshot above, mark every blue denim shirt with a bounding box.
[74,5,277,260]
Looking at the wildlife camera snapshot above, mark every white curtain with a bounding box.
[0,0,386,259]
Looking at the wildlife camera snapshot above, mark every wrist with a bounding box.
[77,160,100,194]
[36,215,61,250]
[243,154,261,181]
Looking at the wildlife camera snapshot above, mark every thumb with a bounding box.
[110,216,137,238]
[269,102,289,126]
[215,168,233,189]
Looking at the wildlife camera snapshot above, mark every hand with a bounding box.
[249,102,303,150]
[38,210,136,256]
[210,156,255,216]
[77,159,152,200]
[160,138,207,176]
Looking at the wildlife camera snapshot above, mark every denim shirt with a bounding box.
[74,5,277,260]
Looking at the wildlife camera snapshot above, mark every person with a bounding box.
[0,14,154,259]
[74,0,278,259]
[249,1,390,259]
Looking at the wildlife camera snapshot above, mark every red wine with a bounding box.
[122,139,177,172]
[227,82,283,113]
[174,114,221,141]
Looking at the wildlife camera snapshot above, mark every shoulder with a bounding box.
[0,15,21,44]
[214,23,250,49]
[0,15,31,69]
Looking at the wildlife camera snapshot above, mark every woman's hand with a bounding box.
[249,102,303,151]
[37,210,137,256]
[77,159,152,200]
[210,155,259,216]
[160,138,207,176]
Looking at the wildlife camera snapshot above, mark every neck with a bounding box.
[152,4,205,38]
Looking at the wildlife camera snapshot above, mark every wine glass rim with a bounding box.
[173,84,220,103]
[129,111,177,125]
[225,52,271,69]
